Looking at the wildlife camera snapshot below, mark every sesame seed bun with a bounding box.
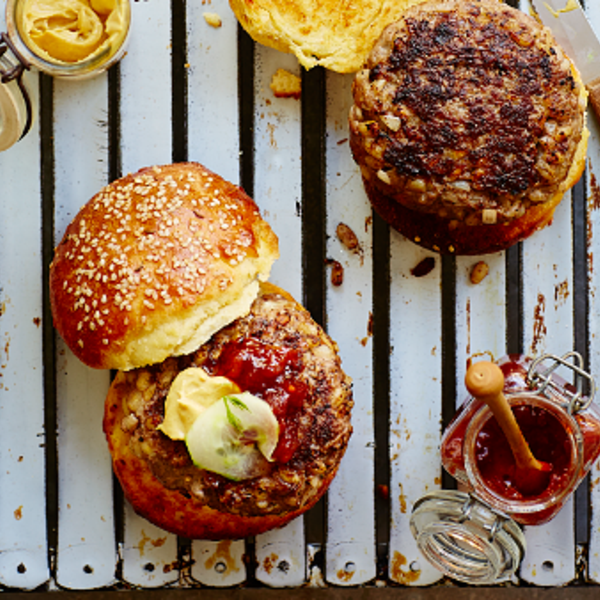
[49,163,279,370]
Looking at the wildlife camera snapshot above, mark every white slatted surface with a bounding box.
[520,197,576,586]
[53,75,116,590]
[0,66,48,591]
[2,0,600,593]
[455,252,507,376]
[585,0,600,578]
[187,0,240,184]
[325,70,376,587]
[388,238,442,586]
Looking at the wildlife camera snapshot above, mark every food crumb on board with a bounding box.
[325,258,344,286]
[336,222,361,254]
[270,68,302,99]
[203,12,222,27]
[470,261,489,284]
[410,256,435,278]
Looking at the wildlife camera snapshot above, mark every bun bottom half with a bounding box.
[104,387,328,539]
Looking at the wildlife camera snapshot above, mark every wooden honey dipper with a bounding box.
[465,361,552,496]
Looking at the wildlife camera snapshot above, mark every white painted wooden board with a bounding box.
[324,70,376,587]
[586,0,600,576]
[0,68,49,591]
[252,43,306,588]
[187,0,240,185]
[53,76,116,590]
[455,252,507,387]
[5,0,600,591]
[252,45,303,301]
[118,0,179,587]
[388,236,443,586]
[520,197,576,586]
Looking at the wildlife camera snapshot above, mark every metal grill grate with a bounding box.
[1,0,600,595]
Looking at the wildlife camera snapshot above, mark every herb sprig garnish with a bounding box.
[222,395,249,432]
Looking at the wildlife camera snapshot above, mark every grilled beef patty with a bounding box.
[111,284,353,518]
[349,0,587,227]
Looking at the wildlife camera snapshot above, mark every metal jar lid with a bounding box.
[0,32,31,152]
[409,490,526,585]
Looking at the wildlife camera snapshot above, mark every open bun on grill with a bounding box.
[229,0,428,73]
[349,0,589,254]
[49,162,279,370]
[103,281,353,540]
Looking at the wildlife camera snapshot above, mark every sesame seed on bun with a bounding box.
[49,162,279,370]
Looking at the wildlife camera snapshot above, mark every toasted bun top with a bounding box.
[50,163,279,370]
[229,0,429,73]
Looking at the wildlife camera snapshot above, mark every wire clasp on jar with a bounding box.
[527,351,596,415]
[0,31,32,138]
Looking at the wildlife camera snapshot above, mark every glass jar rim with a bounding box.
[463,392,584,516]
[410,490,526,585]
[5,0,131,79]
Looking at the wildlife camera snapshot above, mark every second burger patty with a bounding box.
[117,285,353,517]
[349,0,586,226]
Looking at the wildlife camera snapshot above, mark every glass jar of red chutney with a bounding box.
[410,352,600,584]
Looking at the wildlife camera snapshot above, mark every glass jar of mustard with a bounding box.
[0,0,130,150]
[410,352,600,584]
[5,0,131,79]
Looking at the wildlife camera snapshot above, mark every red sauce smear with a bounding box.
[475,404,571,500]
[208,337,307,464]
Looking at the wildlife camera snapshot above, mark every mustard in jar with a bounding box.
[5,0,130,78]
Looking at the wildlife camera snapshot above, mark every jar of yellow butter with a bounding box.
[6,0,131,78]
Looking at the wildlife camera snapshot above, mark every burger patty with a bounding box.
[349,0,587,226]
[114,285,353,517]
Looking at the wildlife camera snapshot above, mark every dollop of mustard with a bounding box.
[21,0,126,63]
[158,367,241,441]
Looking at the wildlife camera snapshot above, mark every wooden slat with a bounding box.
[324,70,376,587]
[585,0,600,577]
[387,237,443,586]
[455,252,507,381]
[519,198,576,585]
[0,69,49,591]
[4,0,600,592]
[118,0,178,586]
[186,0,240,184]
[191,540,246,587]
[255,518,306,587]
[53,76,116,590]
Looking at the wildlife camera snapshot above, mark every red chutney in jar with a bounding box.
[441,355,600,525]
[207,337,308,464]
[475,404,571,500]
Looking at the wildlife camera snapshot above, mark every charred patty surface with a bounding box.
[349,0,586,226]
[113,286,353,517]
